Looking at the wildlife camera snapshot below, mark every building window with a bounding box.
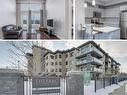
[47,69,48,72]
[59,68,62,72]
[55,55,57,59]
[59,54,62,58]
[55,69,57,72]
[55,62,57,65]
[59,62,62,65]
[66,54,68,58]
[81,67,83,71]
[51,69,54,72]
[46,63,48,66]
[51,62,54,66]
[70,52,74,57]
[50,55,54,59]
[46,56,48,60]
[66,61,68,65]
[66,68,68,72]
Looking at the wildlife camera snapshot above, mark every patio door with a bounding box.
[20,4,43,32]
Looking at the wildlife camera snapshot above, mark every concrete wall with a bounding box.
[75,0,85,39]
[32,46,49,76]
[105,0,127,6]
[66,71,84,95]
[105,6,120,17]
[0,0,16,39]
[0,69,24,95]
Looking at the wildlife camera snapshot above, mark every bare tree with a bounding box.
[7,41,40,69]
[6,41,46,76]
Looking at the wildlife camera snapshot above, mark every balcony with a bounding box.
[76,57,103,66]
[76,47,103,59]
[105,68,112,75]
[92,68,103,73]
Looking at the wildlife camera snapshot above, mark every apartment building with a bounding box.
[26,41,120,77]
[26,45,51,76]
[76,41,120,78]
[44,48,78,76]
[26,53,33,76]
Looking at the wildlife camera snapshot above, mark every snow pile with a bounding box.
[84,80,127,95]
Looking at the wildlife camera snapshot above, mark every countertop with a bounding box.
[93,26,120,33]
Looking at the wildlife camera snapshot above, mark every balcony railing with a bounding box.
[93,68,103,73]
[77,47,103,58]
[77,57,103,66]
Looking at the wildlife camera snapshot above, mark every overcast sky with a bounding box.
[0,41,127,73]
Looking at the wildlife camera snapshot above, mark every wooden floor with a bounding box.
[20,30,59,40]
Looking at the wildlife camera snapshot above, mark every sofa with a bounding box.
[2,24,22,39]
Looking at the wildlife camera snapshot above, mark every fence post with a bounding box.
[110,77,112,86]
[95,75,96,92]
[66,71,84,95]
[103,77,105,89]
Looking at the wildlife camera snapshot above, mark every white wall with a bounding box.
[75,0,85,39]
[0,0,16,39]
[105,0,127,6]
[46,0,71,39]
[105,6,120,17]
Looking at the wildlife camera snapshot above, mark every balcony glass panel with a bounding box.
[77,46,103,57]
[77,57,102,65]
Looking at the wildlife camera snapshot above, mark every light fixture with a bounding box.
[92,0,96,6]
[84,3,87,8]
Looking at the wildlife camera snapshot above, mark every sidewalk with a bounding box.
[84,80,127,95]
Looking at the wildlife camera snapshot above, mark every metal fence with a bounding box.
[95,77,119,92]
[24,76,67,95]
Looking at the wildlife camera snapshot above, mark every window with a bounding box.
[59,68,62,72]
[66,61,68,65]
[59,54,62,58]
[66,54,68,58]
[51,69,54,72]
[66,68,68,72]
[59,62,62,65]
[55,55,57,59]
[50,55,54,59]
[55,62,57,65]
[46,63,48,66]
[51,62,54,66]
[55,69,57,72]
[70,52,74,57]
[81,67,83,71]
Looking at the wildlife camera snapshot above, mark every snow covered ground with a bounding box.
[84,80,127,95]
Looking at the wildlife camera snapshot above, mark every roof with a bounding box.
[44,47,76,57]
